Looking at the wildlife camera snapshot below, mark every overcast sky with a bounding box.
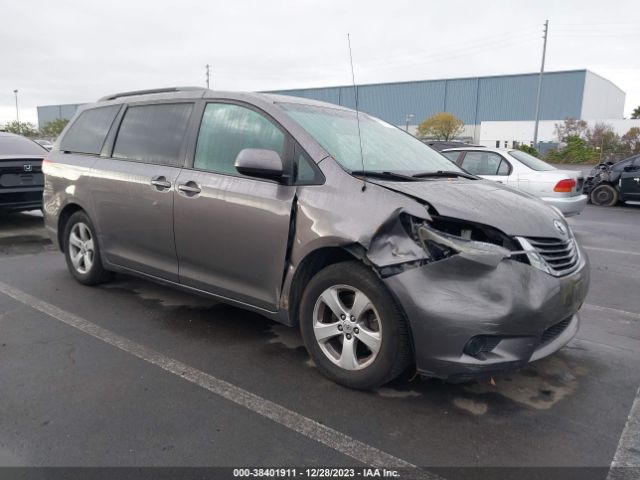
[1,0,639,126]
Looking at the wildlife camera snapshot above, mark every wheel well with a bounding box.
[57,204,84,252]
[287,247,358,326]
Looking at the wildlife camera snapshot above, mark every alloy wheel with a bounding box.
[68,222,95,274]
[312,285,382,371]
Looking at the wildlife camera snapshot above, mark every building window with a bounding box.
[495,141,500,148]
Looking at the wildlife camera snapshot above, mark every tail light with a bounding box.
[554,178,576,192]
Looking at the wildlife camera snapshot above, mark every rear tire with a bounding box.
[590,184,619,207]
[299,261,411,390]
[63,211,112,285]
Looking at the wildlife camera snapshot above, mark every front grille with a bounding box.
[523,236,580,276]
[540,317,571,345]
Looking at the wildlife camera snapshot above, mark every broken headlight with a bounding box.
[414,217,523,268]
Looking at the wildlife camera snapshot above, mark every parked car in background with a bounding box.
[583,155,640,206]
[43,88,589,389]
[0,132,47,212]
[442,147,588,217]
[34,139,54,151]
[423,140,481,151]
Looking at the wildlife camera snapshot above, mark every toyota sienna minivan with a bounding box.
[43,87,590,389]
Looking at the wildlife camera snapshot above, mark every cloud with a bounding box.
[1,0,638,125]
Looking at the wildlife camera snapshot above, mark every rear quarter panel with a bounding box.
[42,152,100,248]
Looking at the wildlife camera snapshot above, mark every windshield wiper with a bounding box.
[350,170,421,181]
[412,170,478,180]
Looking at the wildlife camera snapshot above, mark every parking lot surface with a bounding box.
[0,205,639,476]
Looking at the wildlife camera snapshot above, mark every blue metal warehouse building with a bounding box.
[268,69,624,141]
[37,69,624,143]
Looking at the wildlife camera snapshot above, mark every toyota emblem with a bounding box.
[23,164,33,172]
[553,219,568,236]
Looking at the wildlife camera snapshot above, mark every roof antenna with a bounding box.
[347,33,366,192]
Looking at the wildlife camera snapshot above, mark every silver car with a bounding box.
[442,147,588,217]
[43,88,590,389]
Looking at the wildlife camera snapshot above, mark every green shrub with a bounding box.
[544,135,599,164]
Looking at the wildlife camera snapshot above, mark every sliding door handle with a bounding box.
[177,182,201,196]
[150,176,172,190]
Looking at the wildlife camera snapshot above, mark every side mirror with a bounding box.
[234,148,284,181]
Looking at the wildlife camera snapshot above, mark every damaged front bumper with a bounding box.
[383,246,590,382]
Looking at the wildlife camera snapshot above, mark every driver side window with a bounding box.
[194,103,285,176]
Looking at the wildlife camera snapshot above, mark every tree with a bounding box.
[554,118,588,142]
[2,120,39,137]
[621,127,640,155]
[416,112,464,140]
[40,118,70,138]
[586,122,619,149]
[631,106,640,119]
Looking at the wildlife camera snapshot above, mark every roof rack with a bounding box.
[98,87,206,102]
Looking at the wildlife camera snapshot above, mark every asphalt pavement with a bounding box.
[0,205,638,478]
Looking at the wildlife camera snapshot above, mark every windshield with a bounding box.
[508,150,555,171]
[0,135,48,156]
[281,103,463,174]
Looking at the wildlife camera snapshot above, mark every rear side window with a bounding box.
[112,103,193,166]
[60,105,120,155]
[194,103,285,176]
[441,151,461,163]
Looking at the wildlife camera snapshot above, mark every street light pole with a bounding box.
[13,89,20,132]
[532,20,549,150]
[405,114,414,132]
[205,64,210,89]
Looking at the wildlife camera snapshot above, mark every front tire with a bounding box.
[299,261,411,389]
[590,184,619,207]
[63,211,112,285]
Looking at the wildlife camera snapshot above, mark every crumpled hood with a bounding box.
[372,178,564,238]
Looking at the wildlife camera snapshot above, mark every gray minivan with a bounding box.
[43,87,590,389]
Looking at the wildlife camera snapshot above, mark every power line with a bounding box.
[362,28,540,68]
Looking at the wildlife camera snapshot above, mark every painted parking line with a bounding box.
[583,246,640,257]
[584,304,640,321]
[0,281,439,479]
[607,386,640,479]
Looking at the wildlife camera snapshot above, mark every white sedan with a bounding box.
[441,147,588,217]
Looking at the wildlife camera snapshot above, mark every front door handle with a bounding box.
[177,181,201,196]
[150,176,172,190]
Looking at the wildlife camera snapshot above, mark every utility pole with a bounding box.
[532,20,549,149]
[405,114,414,132]
[205,64,210,89]
[13,89,20,134]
